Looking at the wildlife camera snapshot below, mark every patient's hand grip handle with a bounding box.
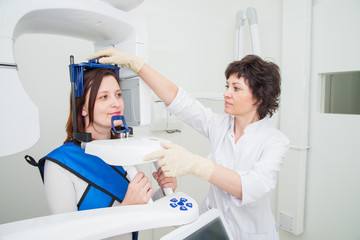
[123,165,153,204]
[154,162,174,196]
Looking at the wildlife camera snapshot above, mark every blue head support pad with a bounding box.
[68,57,129,142]
[69,59,120,97]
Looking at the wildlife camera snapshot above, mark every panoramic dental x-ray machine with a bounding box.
[0,0,234,239]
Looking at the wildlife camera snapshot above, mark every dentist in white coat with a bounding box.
[89,48,289,240]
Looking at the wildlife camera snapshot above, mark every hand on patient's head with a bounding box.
[87,48,145,73]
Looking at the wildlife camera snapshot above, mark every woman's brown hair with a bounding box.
[225,55,281,119]
[64,68,121,143]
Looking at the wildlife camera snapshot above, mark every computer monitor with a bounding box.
[161,209,234,240]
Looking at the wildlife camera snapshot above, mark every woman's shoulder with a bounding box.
[212,113,233,127]
[208,114,233,141]
[266,129,289,150]
[44,142,82,159]
[258,119,289,143]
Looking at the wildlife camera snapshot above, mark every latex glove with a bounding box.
[144,142,215,181]
[87,48,145,73]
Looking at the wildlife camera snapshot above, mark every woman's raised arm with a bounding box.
[88,48,178,105]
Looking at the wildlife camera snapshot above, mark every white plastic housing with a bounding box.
[85,137,175,198]
[0,67,40,157]
[0,0,150,157]
[85,136,164,166]
[0,192,199,240]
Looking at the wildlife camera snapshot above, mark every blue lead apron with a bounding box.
[26,141,138,240]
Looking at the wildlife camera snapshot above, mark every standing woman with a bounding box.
[89,49,289,240]
[32,68,176,240]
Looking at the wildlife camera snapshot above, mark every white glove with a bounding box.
[144,141,215,181]
[87,48,145,73]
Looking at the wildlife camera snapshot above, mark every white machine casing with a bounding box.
[85,137,164,166]
[0,192,199,240]
[85,136,175,199]
[0,0,151,157]
[0,1,235,239]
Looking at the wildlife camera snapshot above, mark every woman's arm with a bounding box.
[144,142,243,199]
[209,164,243,199]
[44,161,78,213]
[90,49,245,198]
[138,64,178,106]
[88,48,178,106]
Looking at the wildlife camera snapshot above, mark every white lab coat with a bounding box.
[167,88,289,240]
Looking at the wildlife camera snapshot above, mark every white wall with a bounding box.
[307,0,360,239]
[0,0,283,239]
[279,0,360,239]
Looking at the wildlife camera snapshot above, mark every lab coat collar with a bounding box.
[243,116,269,135]
[229,116,269,137]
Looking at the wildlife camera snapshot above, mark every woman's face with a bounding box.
[223,74,258,118]
[82,75,124,137]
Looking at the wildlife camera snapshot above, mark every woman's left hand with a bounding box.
[144,141,215,181]
[153,167,177,192]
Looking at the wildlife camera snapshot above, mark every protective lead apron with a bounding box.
[26,142,138,239]
[37,142,129,210]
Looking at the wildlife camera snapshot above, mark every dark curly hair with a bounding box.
[225,55,281,119]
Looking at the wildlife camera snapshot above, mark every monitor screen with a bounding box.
[184,217,230,240]
[160,209,234,240]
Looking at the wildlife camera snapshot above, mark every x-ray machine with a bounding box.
[0,0,234,239]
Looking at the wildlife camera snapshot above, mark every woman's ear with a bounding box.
[82,107,88,117]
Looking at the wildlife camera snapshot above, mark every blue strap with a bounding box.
[78,185,114,210]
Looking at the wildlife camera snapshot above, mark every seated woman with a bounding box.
[35,68,176,240]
